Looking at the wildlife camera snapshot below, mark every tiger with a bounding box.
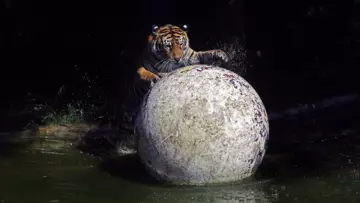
[116,24,229,138]
[137,24,229,82]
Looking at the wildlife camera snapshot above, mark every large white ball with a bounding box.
[135,65,269,185]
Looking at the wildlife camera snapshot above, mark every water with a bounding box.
[1,125,360,203]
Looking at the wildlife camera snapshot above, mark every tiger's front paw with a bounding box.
[215,49,229,63]
[137,67,160,81]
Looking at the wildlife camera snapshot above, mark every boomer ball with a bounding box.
[135,65,269,185]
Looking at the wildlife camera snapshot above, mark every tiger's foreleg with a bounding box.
[137,67,161,87]
[137,67,160,81]
[196,49,229,66]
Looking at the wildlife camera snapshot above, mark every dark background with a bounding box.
[1,0,359,129]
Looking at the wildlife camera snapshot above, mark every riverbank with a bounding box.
[0,121,136,158]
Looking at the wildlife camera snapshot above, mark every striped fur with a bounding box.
[137,24,229,81]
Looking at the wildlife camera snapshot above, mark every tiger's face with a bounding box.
[149,24,190,63]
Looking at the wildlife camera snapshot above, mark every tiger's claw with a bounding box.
[157,72,169,78]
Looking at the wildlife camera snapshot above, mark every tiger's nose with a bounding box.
[174,58,180,62]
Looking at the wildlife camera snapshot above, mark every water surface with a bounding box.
[1,126,360,203]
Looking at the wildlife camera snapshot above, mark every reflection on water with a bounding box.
[1,124,360,203]
[143,181,272,203]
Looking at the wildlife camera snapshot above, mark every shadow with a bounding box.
[97,153,162,185]
[76,125,135,157]
[76,124,162,185]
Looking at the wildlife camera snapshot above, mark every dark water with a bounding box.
[1,125,360,203]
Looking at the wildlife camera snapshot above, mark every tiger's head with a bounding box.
[148,24,190,64]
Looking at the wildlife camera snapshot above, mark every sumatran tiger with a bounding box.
[117,24,229,134]
[137,24,229,82]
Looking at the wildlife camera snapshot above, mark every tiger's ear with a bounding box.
[182,24,189,32]
[152,24,160,35]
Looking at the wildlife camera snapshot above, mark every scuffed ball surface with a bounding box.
[135,65,269,185]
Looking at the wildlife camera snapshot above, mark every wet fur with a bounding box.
[137,24,229,81]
